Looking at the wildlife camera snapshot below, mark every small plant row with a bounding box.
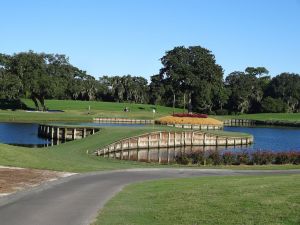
[173,113,208,118]
[175,150,300,165]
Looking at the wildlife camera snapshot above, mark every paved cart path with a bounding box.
[0,168,299,225]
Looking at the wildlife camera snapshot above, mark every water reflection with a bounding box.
[108,145,247,164]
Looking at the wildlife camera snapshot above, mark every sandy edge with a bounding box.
[0,166,77,197]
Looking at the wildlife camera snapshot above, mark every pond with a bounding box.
[0,122,53,147]
[224,126,300,152]
[0,122,299,151]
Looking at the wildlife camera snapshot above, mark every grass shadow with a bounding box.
[0,99,31,110]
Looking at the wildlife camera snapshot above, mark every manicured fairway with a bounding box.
[2,99,300,122]
[94,174,300,225]
[16,99,182,120]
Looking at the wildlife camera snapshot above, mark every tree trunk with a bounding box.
[31,94,39,110]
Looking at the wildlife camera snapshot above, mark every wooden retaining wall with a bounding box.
[166,123,223,130]
[38,124,100,140]
[223,119,255,126]
[93,118,154,124]
[95,131,253,163]
[94,118,223,130]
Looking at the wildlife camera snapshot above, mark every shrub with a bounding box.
[252,151,274,165]
[222,152,235,165]
[208,151,222,165]
[274,152,290,164]
[287,151,300,165]
[173,150,300,166]
[234,151,250,165]
[175,153,190,165]
[190,151,205,165]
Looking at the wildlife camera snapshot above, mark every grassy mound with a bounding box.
[156,115,223,125]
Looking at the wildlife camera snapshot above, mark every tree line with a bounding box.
[0,47,299,113]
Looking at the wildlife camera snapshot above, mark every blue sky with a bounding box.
[0,0,299,80]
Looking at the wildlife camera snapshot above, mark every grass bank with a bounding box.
[0,126,256,172]
[94,174,300,225]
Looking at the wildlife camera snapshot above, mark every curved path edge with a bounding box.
[0,168,299,225]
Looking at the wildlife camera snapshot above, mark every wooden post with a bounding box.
[137,138,139,161]
[73,128,77,140]
[114,145,116,159]
[64,128,67,141]
[83,128,87,138]
[174,132,176,147]
[128,139,130,160]
[50,127,54,139]
[181,132,183,146]
[191,131,194,146]
[56,127,60,140]
[168,132,170,147]
[46,126,49,138]
[158,132,162,148]
[120,141,123,160]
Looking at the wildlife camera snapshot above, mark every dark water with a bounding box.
[0,122,299,151]
[0,122,52,147]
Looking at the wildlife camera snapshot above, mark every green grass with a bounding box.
[3,99,300,123]
[203,130,251,137]
[0,126,170,172]
[0,99,182,122]
[0,126,257,172]
[215,113,300,122]
[0,110,93,122]
[16,99,182,120]
[93,174,300,225]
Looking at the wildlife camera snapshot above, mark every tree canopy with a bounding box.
[150,46,224,113]
[0,49,299,114]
